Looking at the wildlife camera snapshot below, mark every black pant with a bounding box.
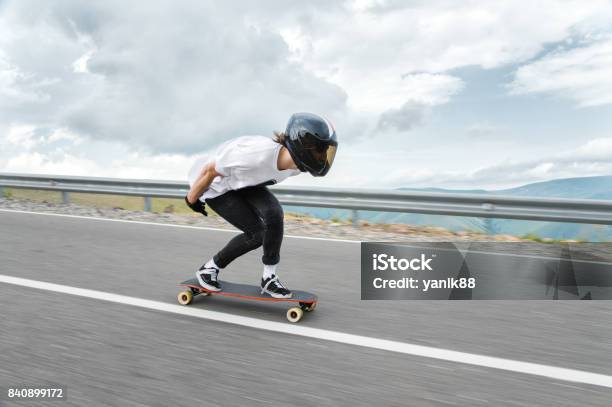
[205,185,283,268]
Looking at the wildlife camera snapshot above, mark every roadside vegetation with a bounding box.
[1,187,205,215]
[520,233,586,244]
[2,187,592,243]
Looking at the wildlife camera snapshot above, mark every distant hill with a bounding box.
[398,175,612,200]
[496,175,612,200]
[286,176,612,241]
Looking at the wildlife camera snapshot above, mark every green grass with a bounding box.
[521,233,586,244]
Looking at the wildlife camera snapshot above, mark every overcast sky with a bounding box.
[1,0,612,190]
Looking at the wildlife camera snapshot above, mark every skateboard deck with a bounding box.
[177,278,318,323]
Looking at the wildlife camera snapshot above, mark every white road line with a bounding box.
[0,208,360,243]
[2,273,612,389]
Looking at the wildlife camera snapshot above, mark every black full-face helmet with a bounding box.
[284,112,338,177]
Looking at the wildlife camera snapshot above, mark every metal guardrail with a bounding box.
[1,172,612,225]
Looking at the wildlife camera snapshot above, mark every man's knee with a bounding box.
[244,229,264,246]
[261,206,284,229]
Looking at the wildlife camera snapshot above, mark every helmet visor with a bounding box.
[301,135,337,176]
[323,144,337,170]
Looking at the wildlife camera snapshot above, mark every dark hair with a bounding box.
[273,131,286,146]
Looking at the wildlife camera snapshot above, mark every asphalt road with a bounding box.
[1,210,612,406]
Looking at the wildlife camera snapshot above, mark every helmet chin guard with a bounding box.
[284,112,338,177]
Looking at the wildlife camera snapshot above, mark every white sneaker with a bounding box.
[196,267,222,292]
[260,275,292,299]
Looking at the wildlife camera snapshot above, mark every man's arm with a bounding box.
[187,161,221,204]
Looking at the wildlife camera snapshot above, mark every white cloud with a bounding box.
[570,137,612,160]
[348,73,464,113]
[1,0,607,156]
[377,102,426,132]
[48,127,81,144]
[72,50,94,73]
[1,0,612,188]
[0,56,51,104]
[465,122,503,138]
[3,124,612,191]
[2,137,197,180]
[509,35,612,107]
[276,0,611,137]
[3,124,82,150]
[6,124,38,149]
[4,152,100,176]
[317,136,612,190]
[438,137,612,189]
[0,0,347,155]
[282,1,609,103]
[109,152,198,180]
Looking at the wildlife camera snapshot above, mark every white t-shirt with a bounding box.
[188,135,301,201]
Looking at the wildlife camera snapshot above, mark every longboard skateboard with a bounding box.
[177,278,318,323]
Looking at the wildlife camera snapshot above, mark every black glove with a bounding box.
[185,196,208,216]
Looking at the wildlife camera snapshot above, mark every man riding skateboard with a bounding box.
[185,113,338,299]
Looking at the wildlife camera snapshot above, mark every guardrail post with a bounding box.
[144,196,152,212]
[352,209,360,228]
[62,191,70,205]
